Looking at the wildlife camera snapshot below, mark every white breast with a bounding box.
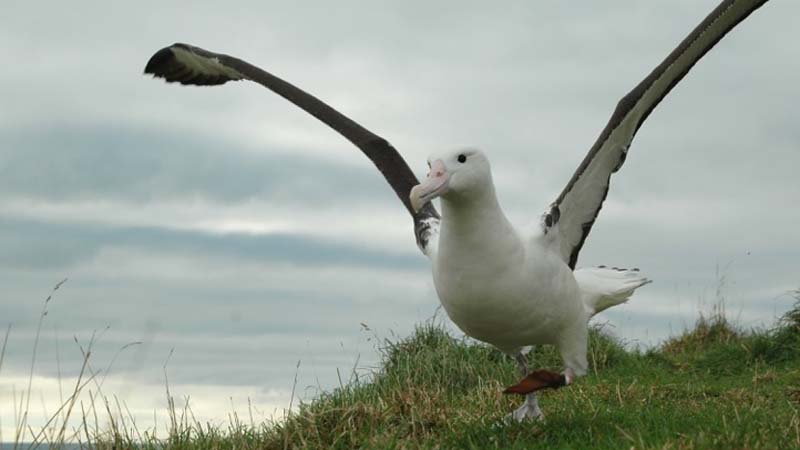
[432,218,583,353]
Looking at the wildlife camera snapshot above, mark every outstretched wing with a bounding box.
[144,43,440,252]
[542,0,769,269]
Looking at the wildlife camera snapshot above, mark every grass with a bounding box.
[4,289,800,449]
[258,310,800,450]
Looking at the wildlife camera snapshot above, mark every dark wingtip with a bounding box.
[143,46,175,76]
[143,43,236,86]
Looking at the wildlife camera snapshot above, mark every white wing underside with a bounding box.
[542,0,768,269]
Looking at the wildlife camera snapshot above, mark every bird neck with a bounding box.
[438,186,520,261]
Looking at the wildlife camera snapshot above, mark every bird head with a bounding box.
[410,148,492,213]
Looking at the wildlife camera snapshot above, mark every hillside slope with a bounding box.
[248,305,800,449]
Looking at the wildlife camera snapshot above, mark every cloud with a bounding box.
[0,124,395,205]
[0,214,424,275]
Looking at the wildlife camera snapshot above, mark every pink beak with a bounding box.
[410,159,450,213]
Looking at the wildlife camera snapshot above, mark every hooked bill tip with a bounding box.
[409,184,424,213]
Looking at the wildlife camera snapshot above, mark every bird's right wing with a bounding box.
[540,0,769,269]
[143,43,439,253]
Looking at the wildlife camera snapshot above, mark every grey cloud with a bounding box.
[0,257,433,387]
[0,216,421,271]
[0,125,396,206]
[0,325,383,388]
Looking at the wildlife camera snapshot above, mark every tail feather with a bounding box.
[574,266,651,316]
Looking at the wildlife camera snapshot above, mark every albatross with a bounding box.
[144,0,771,421]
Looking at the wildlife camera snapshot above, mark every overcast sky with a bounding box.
[1,0,798,440]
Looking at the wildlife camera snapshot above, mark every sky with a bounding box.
[1,0,798,441]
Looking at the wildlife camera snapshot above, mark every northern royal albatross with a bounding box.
[144,0,770,421]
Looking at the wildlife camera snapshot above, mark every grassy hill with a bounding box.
[142,301,800,450]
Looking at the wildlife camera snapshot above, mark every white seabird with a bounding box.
[144,0,771,420]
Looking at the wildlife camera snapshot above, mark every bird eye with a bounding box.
[457,154,467,163]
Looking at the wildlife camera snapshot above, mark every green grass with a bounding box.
[122,300,798,450]
[8,289,800,449]
[252,311,800,450]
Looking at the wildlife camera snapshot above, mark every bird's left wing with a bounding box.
[144,43,439,253]
[541,0,769,269]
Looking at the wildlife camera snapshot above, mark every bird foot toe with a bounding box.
[509,403,545,422]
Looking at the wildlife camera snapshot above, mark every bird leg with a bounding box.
[508,352,544,421]
[514,352,529,376]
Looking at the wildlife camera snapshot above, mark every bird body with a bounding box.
[427,156,583,350]
[416,152,649,419]
[418,149,645,382]
[435,227,588,368]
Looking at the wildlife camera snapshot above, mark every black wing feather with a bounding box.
[144,43,439,251]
